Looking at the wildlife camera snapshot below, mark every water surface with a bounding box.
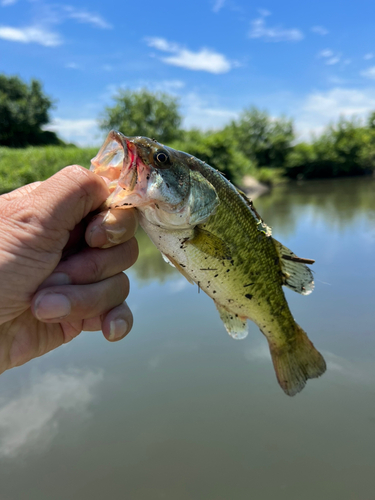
[0,176,374,500]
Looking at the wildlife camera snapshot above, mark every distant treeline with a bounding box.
[1,75,375,190]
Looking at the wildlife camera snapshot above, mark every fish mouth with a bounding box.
[90,130,144,209]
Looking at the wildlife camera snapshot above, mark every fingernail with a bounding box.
[35,293,71,321]
[88,224,107,248]
[108,319,128,341]
[41,272,71,288]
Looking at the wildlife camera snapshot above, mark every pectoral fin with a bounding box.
[215,302,248,340]
[186,227,232,260]
[274,240,314,295]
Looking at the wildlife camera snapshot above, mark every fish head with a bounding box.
[91,131,219,228]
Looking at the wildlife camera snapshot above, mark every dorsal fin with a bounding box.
[237,188,272,237]
[273,239,314,295]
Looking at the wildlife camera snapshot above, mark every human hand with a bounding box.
[0,165,138,374]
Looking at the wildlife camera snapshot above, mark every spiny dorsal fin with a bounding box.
[274,239,314,295]
[215,302,248,340]
[237,189,272,237]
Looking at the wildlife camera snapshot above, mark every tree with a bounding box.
[100,89,182,143]
[171,129,255,185]
[0,75,60,147]
[227,107,294,168]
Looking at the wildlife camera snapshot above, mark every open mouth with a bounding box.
[90,131,146,209]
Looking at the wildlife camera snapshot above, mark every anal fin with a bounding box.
[215,302,248,340]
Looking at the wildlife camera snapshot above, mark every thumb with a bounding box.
[25,165,109,232]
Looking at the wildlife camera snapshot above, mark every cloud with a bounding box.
[0,25,62,46]
[65,62,81,69]
[212,0,225,13]
[311,25,329,35]
[318,49,341,65]
[258,8,271,17]
[182,92,238,130]
[326,56,340,65]
[44,118,102,147]
[63,6,112,29]
[294,87,375,140]
[318,49,333,58]
[364,53,374,60]
[361,66,375,79]
[146,37,233,74]
[1,0,17,5]
[248,14,303,42]
[0,370,103,457]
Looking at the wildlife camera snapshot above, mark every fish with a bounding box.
[90,130,326,396]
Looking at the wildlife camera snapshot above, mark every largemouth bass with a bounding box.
[91,130,326,396]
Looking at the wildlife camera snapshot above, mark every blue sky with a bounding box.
[2,0,375,146]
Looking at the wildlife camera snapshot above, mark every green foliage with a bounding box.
[0,75,61,147]
[0,146,97,193]
[100,89,182,143]
[285,118,375,179]
[171,129,257,185]
[227,107,294,168]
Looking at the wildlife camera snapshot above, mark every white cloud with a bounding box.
[45,118,102,147]
[0,370,102,457]
[1,0,17,5]
[311,25,329,35]
[361,66,375,79]
[318,49,334,58]
[318,49,341,65]
[63,6,112,29]
[326,56,340,65]
[364,53,374,60]
[249,15,303,42]
[182,92,238,130]
[146,37,233,74]
[65,62,81,69]
[258,8,271,17]
[0,25,62,46]
[212,0,225,13]
[294,87,375,140]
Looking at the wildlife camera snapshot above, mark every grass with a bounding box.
[0,146,98,193]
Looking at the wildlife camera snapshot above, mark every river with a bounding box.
[0,176,374,500]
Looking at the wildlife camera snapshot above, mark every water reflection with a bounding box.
[257,176,375,236]
[0,370,102,458]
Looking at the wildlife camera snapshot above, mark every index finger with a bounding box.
[86,208,138,248]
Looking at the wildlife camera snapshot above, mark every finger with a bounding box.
[101,301,133,341]
[1,182,42,201]
[86,208,138,248]
[12,166,110,236]
[59,301,133,342]
[40,237,138,287]
[31,273,129,322]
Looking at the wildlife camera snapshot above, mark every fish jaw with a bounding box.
[90,131,152,209]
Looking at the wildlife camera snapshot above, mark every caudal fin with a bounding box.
[268,324,326,396]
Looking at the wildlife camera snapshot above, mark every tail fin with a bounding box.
[268,324,326,396]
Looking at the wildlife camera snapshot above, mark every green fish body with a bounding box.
[91,131,326,396]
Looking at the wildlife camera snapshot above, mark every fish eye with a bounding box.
[154,150,170,166]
